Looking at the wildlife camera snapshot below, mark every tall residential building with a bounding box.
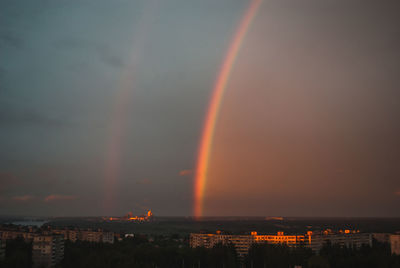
[390,234,400,255]
[32,235,64,268]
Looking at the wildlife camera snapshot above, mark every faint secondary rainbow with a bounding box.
[193,0,262,218]
[103,0,159,215]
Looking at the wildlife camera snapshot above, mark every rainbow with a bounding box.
[103,0,159,214]
[104,87,132,213]
[193,0,262,218]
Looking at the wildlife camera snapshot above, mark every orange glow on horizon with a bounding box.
[104,210,153,222]
[193,0,262,218]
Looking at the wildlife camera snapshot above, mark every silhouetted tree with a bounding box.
[1,237,32,268]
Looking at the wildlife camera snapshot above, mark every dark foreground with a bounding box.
[1,217,400,267]
[1,236,400,268]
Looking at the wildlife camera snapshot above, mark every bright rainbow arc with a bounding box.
[193,0,262,218]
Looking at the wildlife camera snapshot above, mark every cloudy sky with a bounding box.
[1,0,399,217]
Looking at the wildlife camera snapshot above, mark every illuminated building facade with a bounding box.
[190,230,372,256]
[107,210,153,222]
[32,235,64,268]
[253,231,308,246]
[190,231,308,257]
[390,234,400,255]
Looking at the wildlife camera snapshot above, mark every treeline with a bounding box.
[244,241,400,268]
[1,236,400,268]
[62,237,239,268]
[61,237,400,268]
[0,237,32,268]
[245,243,313,267]
[314,241,400,268]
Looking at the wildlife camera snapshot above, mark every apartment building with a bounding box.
[102,232,115,244]
[32,235,64,268]
[190,230,372,256]
[390,234,400,255]
[80,230,103,242]
[52,228,114,243]
[372,233,391,244]
[0,230,36,241]
[254,231,308,246]
[308,232,371,252]
[66,230,77,242]
[190,231,306,257]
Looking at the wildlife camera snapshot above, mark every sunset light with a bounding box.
[1,0,400,266]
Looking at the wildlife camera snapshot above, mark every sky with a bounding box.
[1,0,399,217]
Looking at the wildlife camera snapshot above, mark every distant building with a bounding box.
[190,230,372,256]
[308,232,372,252]
[107,210,153,222]
[102,232,115,244]
[191,232,249,256]
[0,239,5,261]
[390,234,400,255]
[0,230,36,241]
[51,229,69,240]
[80,230,102,243]
[32,235,64,268]
[373,233,391,244]
[52,228,114,244]
[68,229,79,242]
[254,231,308,247]
[191,231,307,257]
[0,225,115,248]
